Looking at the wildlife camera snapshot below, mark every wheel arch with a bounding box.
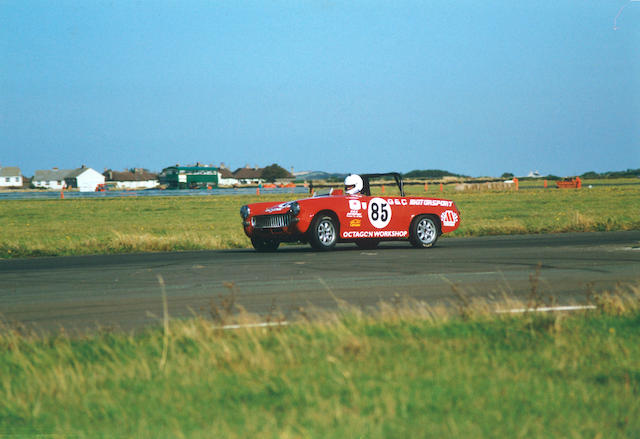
[410,213,442,235]
[311,209,340,233]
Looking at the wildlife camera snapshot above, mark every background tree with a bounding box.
[501,172,514,179]
[261,163,293,182]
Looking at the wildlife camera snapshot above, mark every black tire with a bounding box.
[308,215,338,251]
[251,236,280,252]
[355,239,380,250]
[409,215,439,248]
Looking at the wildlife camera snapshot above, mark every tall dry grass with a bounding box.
[1,285,639,438]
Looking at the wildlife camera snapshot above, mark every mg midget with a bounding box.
[240,173,460,251]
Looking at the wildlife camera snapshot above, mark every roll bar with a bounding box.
[360,172,404,197]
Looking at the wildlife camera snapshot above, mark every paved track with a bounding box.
[1,231,639,331]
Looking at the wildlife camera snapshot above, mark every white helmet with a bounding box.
[344,174,363,195]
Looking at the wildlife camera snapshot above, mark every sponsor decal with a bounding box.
[368,197,392,229]
[342,230,408,239]
[409,199,453,207]
[349,219,362,227]
[441,210,459,227]
[346,199,364,218]
[388,198,408,206]
[265,201,294,213]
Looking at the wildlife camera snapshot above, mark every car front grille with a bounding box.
[254,214,292,229]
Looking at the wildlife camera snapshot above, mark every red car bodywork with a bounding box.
[241,173,460,251]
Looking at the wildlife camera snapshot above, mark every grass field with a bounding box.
[0,185,638,258]
[2,185,639,437]
[1,288,639,438]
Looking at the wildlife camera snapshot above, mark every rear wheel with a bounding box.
[309,215,338,251]
[409,215,439,248]
[355,239,379,250]
[251,236,280,252]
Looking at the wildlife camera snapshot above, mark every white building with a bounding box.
[0,167,23,188]
[233,166,264,185]
[104,169,159,190]
[65,166,105,192]
[33,169,72,190]
[218,166,239,186]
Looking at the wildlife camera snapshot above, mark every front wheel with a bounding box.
[309,215,338,251]
[409,215,439,248]
[251,236,280,252]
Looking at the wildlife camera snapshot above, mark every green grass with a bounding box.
[0,196,267,258]
[447,186,640,236]
[1,289,639,438]
[1,186,638,258]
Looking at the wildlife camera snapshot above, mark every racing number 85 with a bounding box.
[368,197,392,228]
[370,202,388,222]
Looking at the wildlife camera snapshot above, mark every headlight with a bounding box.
[240,205,250,219]
[289,201,300,216]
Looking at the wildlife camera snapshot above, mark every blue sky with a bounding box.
[1,1,638,177]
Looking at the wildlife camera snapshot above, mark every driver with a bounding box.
[344,174,363,195]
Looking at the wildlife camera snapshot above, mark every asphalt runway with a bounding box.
[1,231,639,332]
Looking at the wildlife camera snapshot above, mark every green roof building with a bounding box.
[159,165,219,189]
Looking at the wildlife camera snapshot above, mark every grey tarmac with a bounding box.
[1,231,639,332]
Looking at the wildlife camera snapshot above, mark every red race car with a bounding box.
[240,173,460,251]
